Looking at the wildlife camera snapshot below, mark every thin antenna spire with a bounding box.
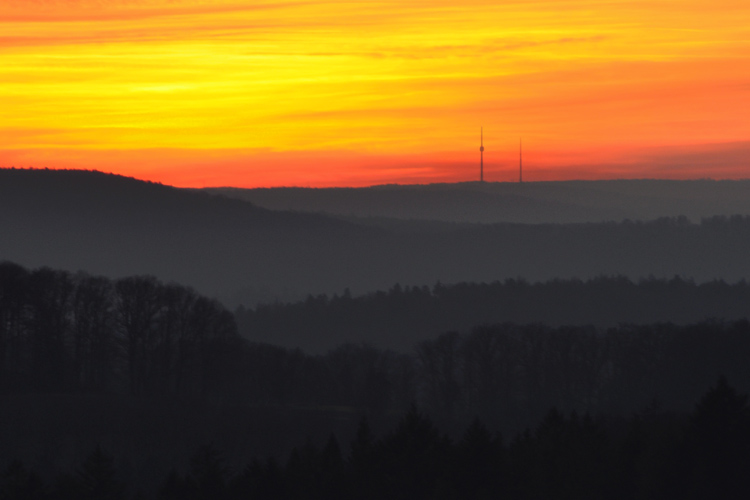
[479,127,484,182]
[519,138,523,183]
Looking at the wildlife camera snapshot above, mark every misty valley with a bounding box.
[2,169,750,499]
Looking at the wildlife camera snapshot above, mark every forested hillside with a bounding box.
[5,379,750,500]
[0,261,238,395]
[7,169,750,306]
[237,276,750,351]
[3,262,750,497]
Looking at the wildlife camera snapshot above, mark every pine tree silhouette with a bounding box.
[77,446,123,500]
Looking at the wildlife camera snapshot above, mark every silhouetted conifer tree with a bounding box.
[678,376,750,500]
[186,445,229,500]
[455,418,505,500]
[158,470,188,500]
[377,405,450,500]
[76,446,123,500]
[0,460,46,500]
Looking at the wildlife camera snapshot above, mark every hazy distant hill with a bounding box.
[238,277,750,352]
[205,179,750,224]
[5,169,750,308]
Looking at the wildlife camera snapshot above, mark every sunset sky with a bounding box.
[2,0,749,187]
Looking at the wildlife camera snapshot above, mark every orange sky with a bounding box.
[2,0,749,187]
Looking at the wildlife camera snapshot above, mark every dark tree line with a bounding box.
[3,377,750,500]
[237,274,750,351]
[230,319,750,433]
[0,261,238,397]
[411,321,750,431]
[6,260,750,496]
[4,260,750,433]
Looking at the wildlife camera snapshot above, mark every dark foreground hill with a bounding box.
[4,261,750,498]
[5,380,750,500]
[206,179,750,224]
[5,169,750,306]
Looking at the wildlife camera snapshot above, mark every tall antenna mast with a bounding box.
[479,127,484,182]
[519,138,523,183]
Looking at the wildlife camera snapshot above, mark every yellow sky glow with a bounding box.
[1,0,749,186]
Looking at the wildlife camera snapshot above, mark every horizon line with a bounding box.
[3,167,750,190]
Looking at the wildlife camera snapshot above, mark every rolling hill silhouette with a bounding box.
[0,168,371,304]
[206,179,750,224]
[4,169,750,308]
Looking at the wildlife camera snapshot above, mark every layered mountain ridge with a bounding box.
[4,169,750,308]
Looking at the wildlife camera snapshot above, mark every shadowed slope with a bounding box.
[0,169,372,302]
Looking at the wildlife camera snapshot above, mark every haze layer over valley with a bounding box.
[206,179,750,225]
[4,169,750,307]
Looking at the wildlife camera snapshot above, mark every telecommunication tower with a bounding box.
[479,127,485,182]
